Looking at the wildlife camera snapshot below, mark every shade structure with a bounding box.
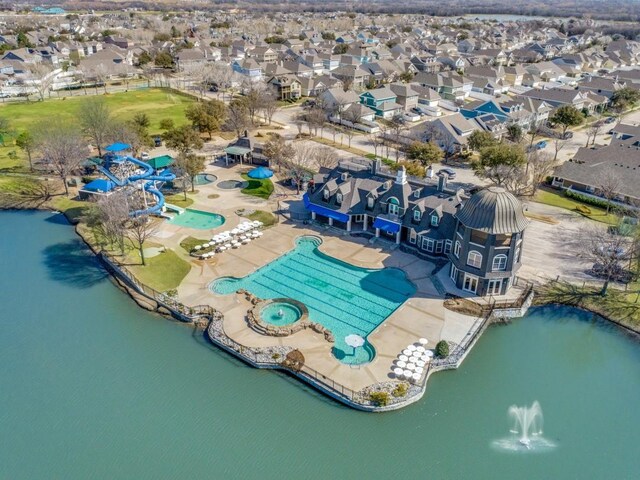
[105,142,131,152]
[345,334,365,348]
[247,166,274,179]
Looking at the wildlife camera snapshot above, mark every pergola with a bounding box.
[223,146,252,166]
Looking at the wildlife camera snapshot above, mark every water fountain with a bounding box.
[492,401,556,452]
[277,308,284,318]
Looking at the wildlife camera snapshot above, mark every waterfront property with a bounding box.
[304,160,529,296]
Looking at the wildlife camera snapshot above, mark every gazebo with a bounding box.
[223,145,252,166]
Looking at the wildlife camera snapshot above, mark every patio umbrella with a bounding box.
[419,338,429,345]
[393,367,404,377]
[247,166,274,179]
[396,360,407,368]
[398,355,408,362]
[345,334,365,356]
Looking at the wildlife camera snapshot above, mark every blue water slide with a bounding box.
[97,154,176,217]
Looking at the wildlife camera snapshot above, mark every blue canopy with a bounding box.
[303,193,349,223]
[373,217,401,234]
[247,166,274,179]
[105,143,132,152]
[83,179,115,193]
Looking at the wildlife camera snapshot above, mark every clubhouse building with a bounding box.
[303,160,529,296]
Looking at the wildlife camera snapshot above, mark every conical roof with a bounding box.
[455,187,529,234]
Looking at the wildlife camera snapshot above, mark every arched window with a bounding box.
[492,254,508,271]
[388,197,400,215]
[467,250,483,269]
[454,241,461,258]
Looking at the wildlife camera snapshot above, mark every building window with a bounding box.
[470,230,488,245]
[467,250,482,268]
[492,254,508,271]
[353,214,364,223]
[323,189,329,201]
[454,241,461,258]
[409,230,417,244]
[413,210,421,222]
[450,264,458,282]
[388,197,400,215]
[422,237,434,252]
[445,240,452,254]
[436,240,443,254]
[336,193,343,204]
[431,215,439,226]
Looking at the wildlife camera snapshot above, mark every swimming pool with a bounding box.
[210,236,416,365]
[167,209,225,230]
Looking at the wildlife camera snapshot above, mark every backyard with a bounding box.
[533,187,621,225]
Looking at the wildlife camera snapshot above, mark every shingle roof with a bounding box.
[455,187,528,234]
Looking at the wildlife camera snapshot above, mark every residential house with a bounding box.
[267,75,302,100]
[389,82,419,112]
[359,86,402,118]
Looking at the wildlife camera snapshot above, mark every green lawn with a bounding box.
[533,188,620,225]
[128,248,191,293]
[245,209,277,227]
[164,192,195,208]
[240,173,274,199]
[179,236,208,254]
[0,88,195,171]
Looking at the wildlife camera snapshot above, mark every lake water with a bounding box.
[1,210,639,479]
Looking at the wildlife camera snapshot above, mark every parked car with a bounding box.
[437,168,456,179]
[411,107,424,116]
[141,152,150,160]
[535,140,547,150]
[562,131,573,140]
[605,116,616,124]
[154,137,162,147]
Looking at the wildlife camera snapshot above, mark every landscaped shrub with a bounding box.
[435,340,449,358]
[564,188,621,211]
[392,383,408,397]
[369,391,390,406]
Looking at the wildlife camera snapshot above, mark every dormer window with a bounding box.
[367,196,374,209]
[323,189,330,201]
[431,215,439,226]
[336,193,343,204]
[413,210,421,222]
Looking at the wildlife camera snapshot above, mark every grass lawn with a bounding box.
[240,173,274,199]
[0,88,195,171]
[245,209,277,227]
[533,187,620,225]
[535,281,640,331]
[179,236,208,254]
[165,192,195,208]
[51,196,89,223]
[128,248,191,293]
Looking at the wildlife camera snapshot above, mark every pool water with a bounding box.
[167,209,225,230]
[211,236,416,365]
[260,302,302,326]
[193,173,217,185]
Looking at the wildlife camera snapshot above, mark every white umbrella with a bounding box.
[406,363,416,371]
[402,349,412,356]
[423,350,434,358]
[416,360,426,368]
[412,372,421,381]
[409,356,420,364]
[415,366,424,374]
[407,344,417,351]
[416,346,426,353]
[393,367,404,377]
[398,354,408,362]
[345,334,365,357]
[419,338,428,345]
[396,360,407,368]
[403,369,413,378]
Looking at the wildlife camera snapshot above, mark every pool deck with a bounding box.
[175,220,478,393]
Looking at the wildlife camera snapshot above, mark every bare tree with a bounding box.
[578,224,633,296]
[226,98,251,139]
[288,142,316,194]
[313,146,337,170]
[242,80,268,125]
[263,134,295,173]
[85,189,129,253]
[585,116,604,147]
[306,107,326,136]
[598,172,622,214]
[368,132,382,158]
[28,63,55,101]
[261,88,280,125]
[78,97,112,157]
[35,123,89,196]
[126,213,161,266]
[389,115,406,162]
[528,150,558,195]
[552,138,567,162]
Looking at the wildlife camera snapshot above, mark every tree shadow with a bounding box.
[42,239,108,288]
